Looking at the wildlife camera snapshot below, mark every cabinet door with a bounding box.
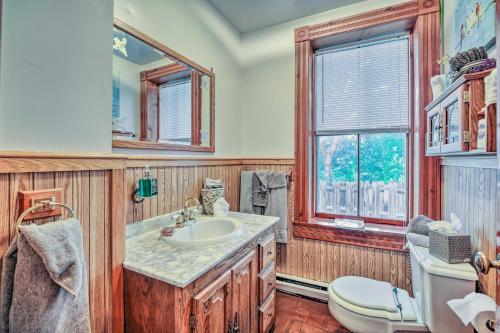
[426,103,443,155]
[193,270,232,333]
[231,250,258,333]
[441,86,468,153]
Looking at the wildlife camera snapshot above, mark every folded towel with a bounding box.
[204,178,224,189]
[407,215,433,236]
[1,218,91,333]
[407,232,429,248]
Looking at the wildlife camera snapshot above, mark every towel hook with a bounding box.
[15,201,76,236]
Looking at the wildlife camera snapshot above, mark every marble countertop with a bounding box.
[124,212,278,288]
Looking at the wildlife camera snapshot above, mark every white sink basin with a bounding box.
[161,217,242,247]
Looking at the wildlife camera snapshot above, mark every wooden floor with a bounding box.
[274,292,350,333]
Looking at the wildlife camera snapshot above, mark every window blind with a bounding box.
[159,79,192,143]
[315,36,409,133]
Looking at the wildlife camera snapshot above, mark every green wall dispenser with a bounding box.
[132,167,158,203]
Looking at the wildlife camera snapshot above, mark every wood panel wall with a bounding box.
[442,164,497,299]
[126,161,412,292]
[0,170,115,332]
[125,164,242,224]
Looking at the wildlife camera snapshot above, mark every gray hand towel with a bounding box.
[240,170,289,243]
[240,171,254,214]
[0,218,91,333]
[407,215,433,236]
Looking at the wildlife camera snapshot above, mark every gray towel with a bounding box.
[240,171,254,214]
[252,172,270,208]
[407,215,433,236]
[0,218,91,333]
[240,171,289,243]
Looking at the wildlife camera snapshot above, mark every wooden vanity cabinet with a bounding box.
[124,231,276,333]
[192,270,233,332]
[258,235,276,333]
[230,250,259,333]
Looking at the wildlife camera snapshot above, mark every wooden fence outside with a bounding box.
[317,180,406,220]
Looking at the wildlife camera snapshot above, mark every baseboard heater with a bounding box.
[276,273,329,302]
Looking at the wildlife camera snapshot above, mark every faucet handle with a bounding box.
[188,206,201,220]
[175,213,186,227]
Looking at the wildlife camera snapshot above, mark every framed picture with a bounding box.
[442,0,496,66]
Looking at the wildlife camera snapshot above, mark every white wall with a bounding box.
[239,0,408,157]
[0,0,113,153]
[0,0,414,157]
[113,0,243,156]
[113,55,141,135]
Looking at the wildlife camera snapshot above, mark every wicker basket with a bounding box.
[201,188,225,215]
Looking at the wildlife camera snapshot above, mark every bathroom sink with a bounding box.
[161,217,242,247]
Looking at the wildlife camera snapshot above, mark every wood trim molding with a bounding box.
[113,139,215,152]
[0,157,126,173]
[293,0,442,224]
[191,71,202,146]
[293,221,407,252]
[415,11,441,220]
[0,152,295,172]
[141,63,189,82]
[113,17,216,152]
[241,158,295,165]
[294,40,313,223]
[114,18,212,76]
[294,1,438,43]
[110,169,125,333]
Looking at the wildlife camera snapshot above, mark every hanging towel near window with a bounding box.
[240,170,288,243]
[0,218,91,333]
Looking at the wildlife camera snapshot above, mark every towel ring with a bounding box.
[15,202,76,236]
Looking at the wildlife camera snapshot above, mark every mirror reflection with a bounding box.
[112,23,213,150]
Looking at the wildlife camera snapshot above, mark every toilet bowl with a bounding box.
[328,242,478,333]
[328,276,427,333]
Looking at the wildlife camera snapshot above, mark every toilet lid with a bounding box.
[331,276,397,312]
[329,277,418,321]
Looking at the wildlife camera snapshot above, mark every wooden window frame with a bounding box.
[293,0,441,248]
[112,18,215,153]
[140,63,202,145]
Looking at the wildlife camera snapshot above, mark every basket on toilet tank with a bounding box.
[429,230,471,264]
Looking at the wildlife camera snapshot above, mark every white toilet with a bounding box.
[328,241,478,333]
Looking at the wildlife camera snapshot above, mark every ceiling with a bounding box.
[207,0,367,33]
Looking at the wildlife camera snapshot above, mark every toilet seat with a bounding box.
[329,276,417,321]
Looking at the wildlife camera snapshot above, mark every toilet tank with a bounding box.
[409,242,477,333]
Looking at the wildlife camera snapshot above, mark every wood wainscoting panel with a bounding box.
[126,165,243,224]
[0,170,118,333]
[124,161,411,291]
[442,165,497,299]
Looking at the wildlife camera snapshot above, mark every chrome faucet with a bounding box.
[175,197,203,228]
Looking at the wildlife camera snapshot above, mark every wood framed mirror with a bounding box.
[112,18,215,152]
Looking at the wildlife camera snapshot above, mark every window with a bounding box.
[314,35,410,223]
[158,79,192,144]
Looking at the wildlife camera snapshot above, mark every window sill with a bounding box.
[293,218,407,252]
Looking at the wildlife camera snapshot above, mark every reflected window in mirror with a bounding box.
[111,19,215,152]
